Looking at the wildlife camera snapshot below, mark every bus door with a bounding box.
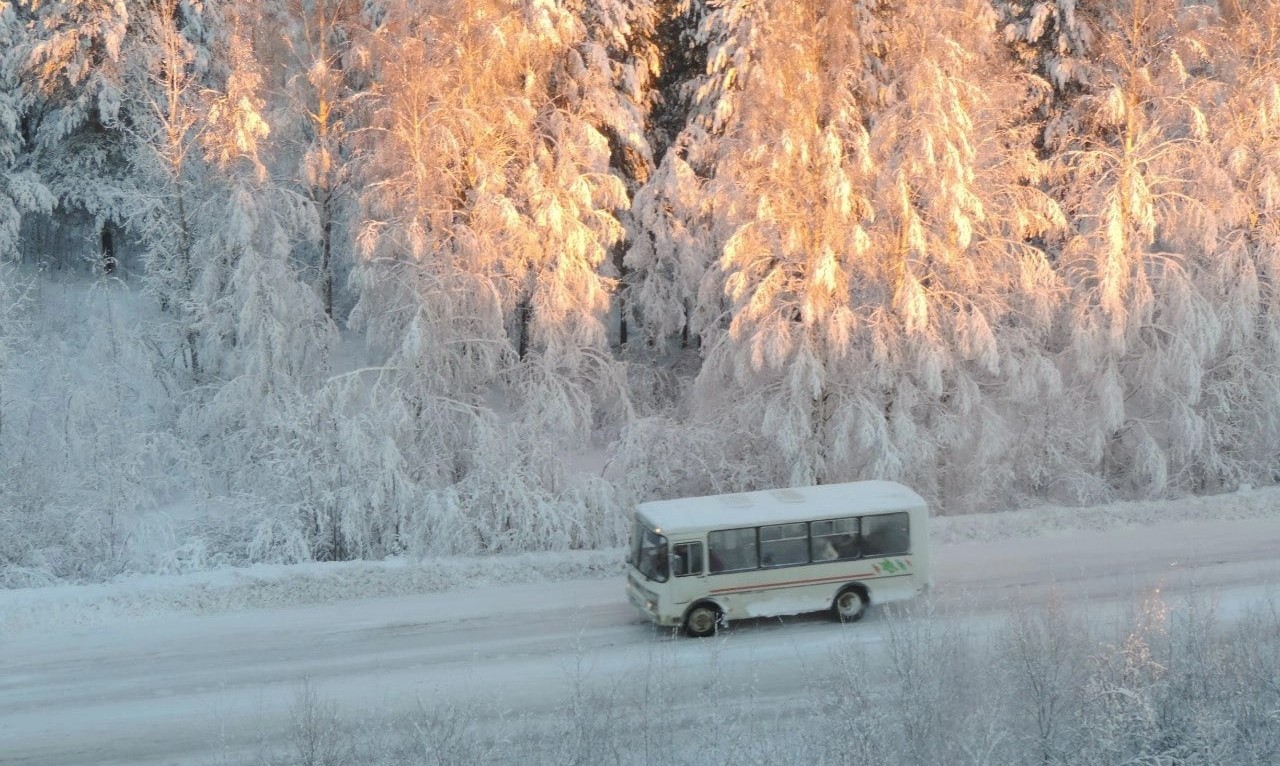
[668,540,707,605]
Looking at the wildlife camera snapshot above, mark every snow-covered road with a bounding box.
[3,516,1279,766]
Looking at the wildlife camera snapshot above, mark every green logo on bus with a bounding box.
[875,558,910,575]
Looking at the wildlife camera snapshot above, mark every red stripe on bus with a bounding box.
[709,571,882,595]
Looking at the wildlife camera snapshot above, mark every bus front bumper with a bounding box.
[627,574,678,625]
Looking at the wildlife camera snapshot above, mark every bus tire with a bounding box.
[833,585,868,623]
[684,603,722,638]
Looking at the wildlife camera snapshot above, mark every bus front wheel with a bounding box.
[834,587,868,623]
[684,604,722,638]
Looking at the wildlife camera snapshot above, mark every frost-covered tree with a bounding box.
[350,0,633,553]
[0,2,54,261]
[0,276,194,584]
[625,144,710,354]
[360,0,629,369]
[573,0,660,349]
[265,0,371,319]
[117,0,221,373]
[10,0,137,265]
[844,0,1066,500]
[0,260,29,549]
[621,0,713,358]
[1047,0,1223,498]
[996,0,1095,97]
[934,29,1068,505]
[184,14,335,501]
[656,0,1061,504]
[679,0,882,488]
[1193,0,1280,489]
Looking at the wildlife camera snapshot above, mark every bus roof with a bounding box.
[635,480,927,535]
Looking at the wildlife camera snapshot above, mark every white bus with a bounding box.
[626,480,931,637]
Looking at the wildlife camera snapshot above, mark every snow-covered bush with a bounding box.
[0,277,195,583]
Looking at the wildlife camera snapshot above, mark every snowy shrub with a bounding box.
[877,601,989,765]
[0,278,199,582]
[1075,590,1175,764]
[288,678,353,766]
[174,497,313,569]
[247,514,313,567]
[999,593,1090,764]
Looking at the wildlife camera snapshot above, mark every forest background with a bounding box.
[2,0,1279,585]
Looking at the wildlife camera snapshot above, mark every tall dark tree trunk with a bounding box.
[100,225,115,274]
[517,299,531,359]
[320,189,333,318]
[176,191,199,375]
[616,244,628,347]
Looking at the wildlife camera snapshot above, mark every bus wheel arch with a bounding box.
[833,584,869,623]
[683,601,724,638]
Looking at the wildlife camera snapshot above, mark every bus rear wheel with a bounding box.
[684,604,721,638]
[834,587,868,622]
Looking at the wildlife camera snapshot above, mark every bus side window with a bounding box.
[760,522,808,567]
[673,542,704,576]
[708,528,757,573]
[811,517,859,561]
[861,512,910,557]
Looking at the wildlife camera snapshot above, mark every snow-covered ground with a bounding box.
[3,488,1279,766]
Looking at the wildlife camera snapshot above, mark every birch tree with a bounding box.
[184,15,334,504]
[848,0,1066,501]
[685,0,879,488]
[267,0,370,319]
[118,0,218,374]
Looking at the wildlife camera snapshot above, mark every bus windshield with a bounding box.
[629,520,669,583]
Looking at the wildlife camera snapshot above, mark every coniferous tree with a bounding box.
[573,0,662,350]
[11,0,136,267]
[996,0,1094,97]
[623,0,709,358]
[0,2,54,262]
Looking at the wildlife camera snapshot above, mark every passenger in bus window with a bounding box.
[814,538,838,561]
